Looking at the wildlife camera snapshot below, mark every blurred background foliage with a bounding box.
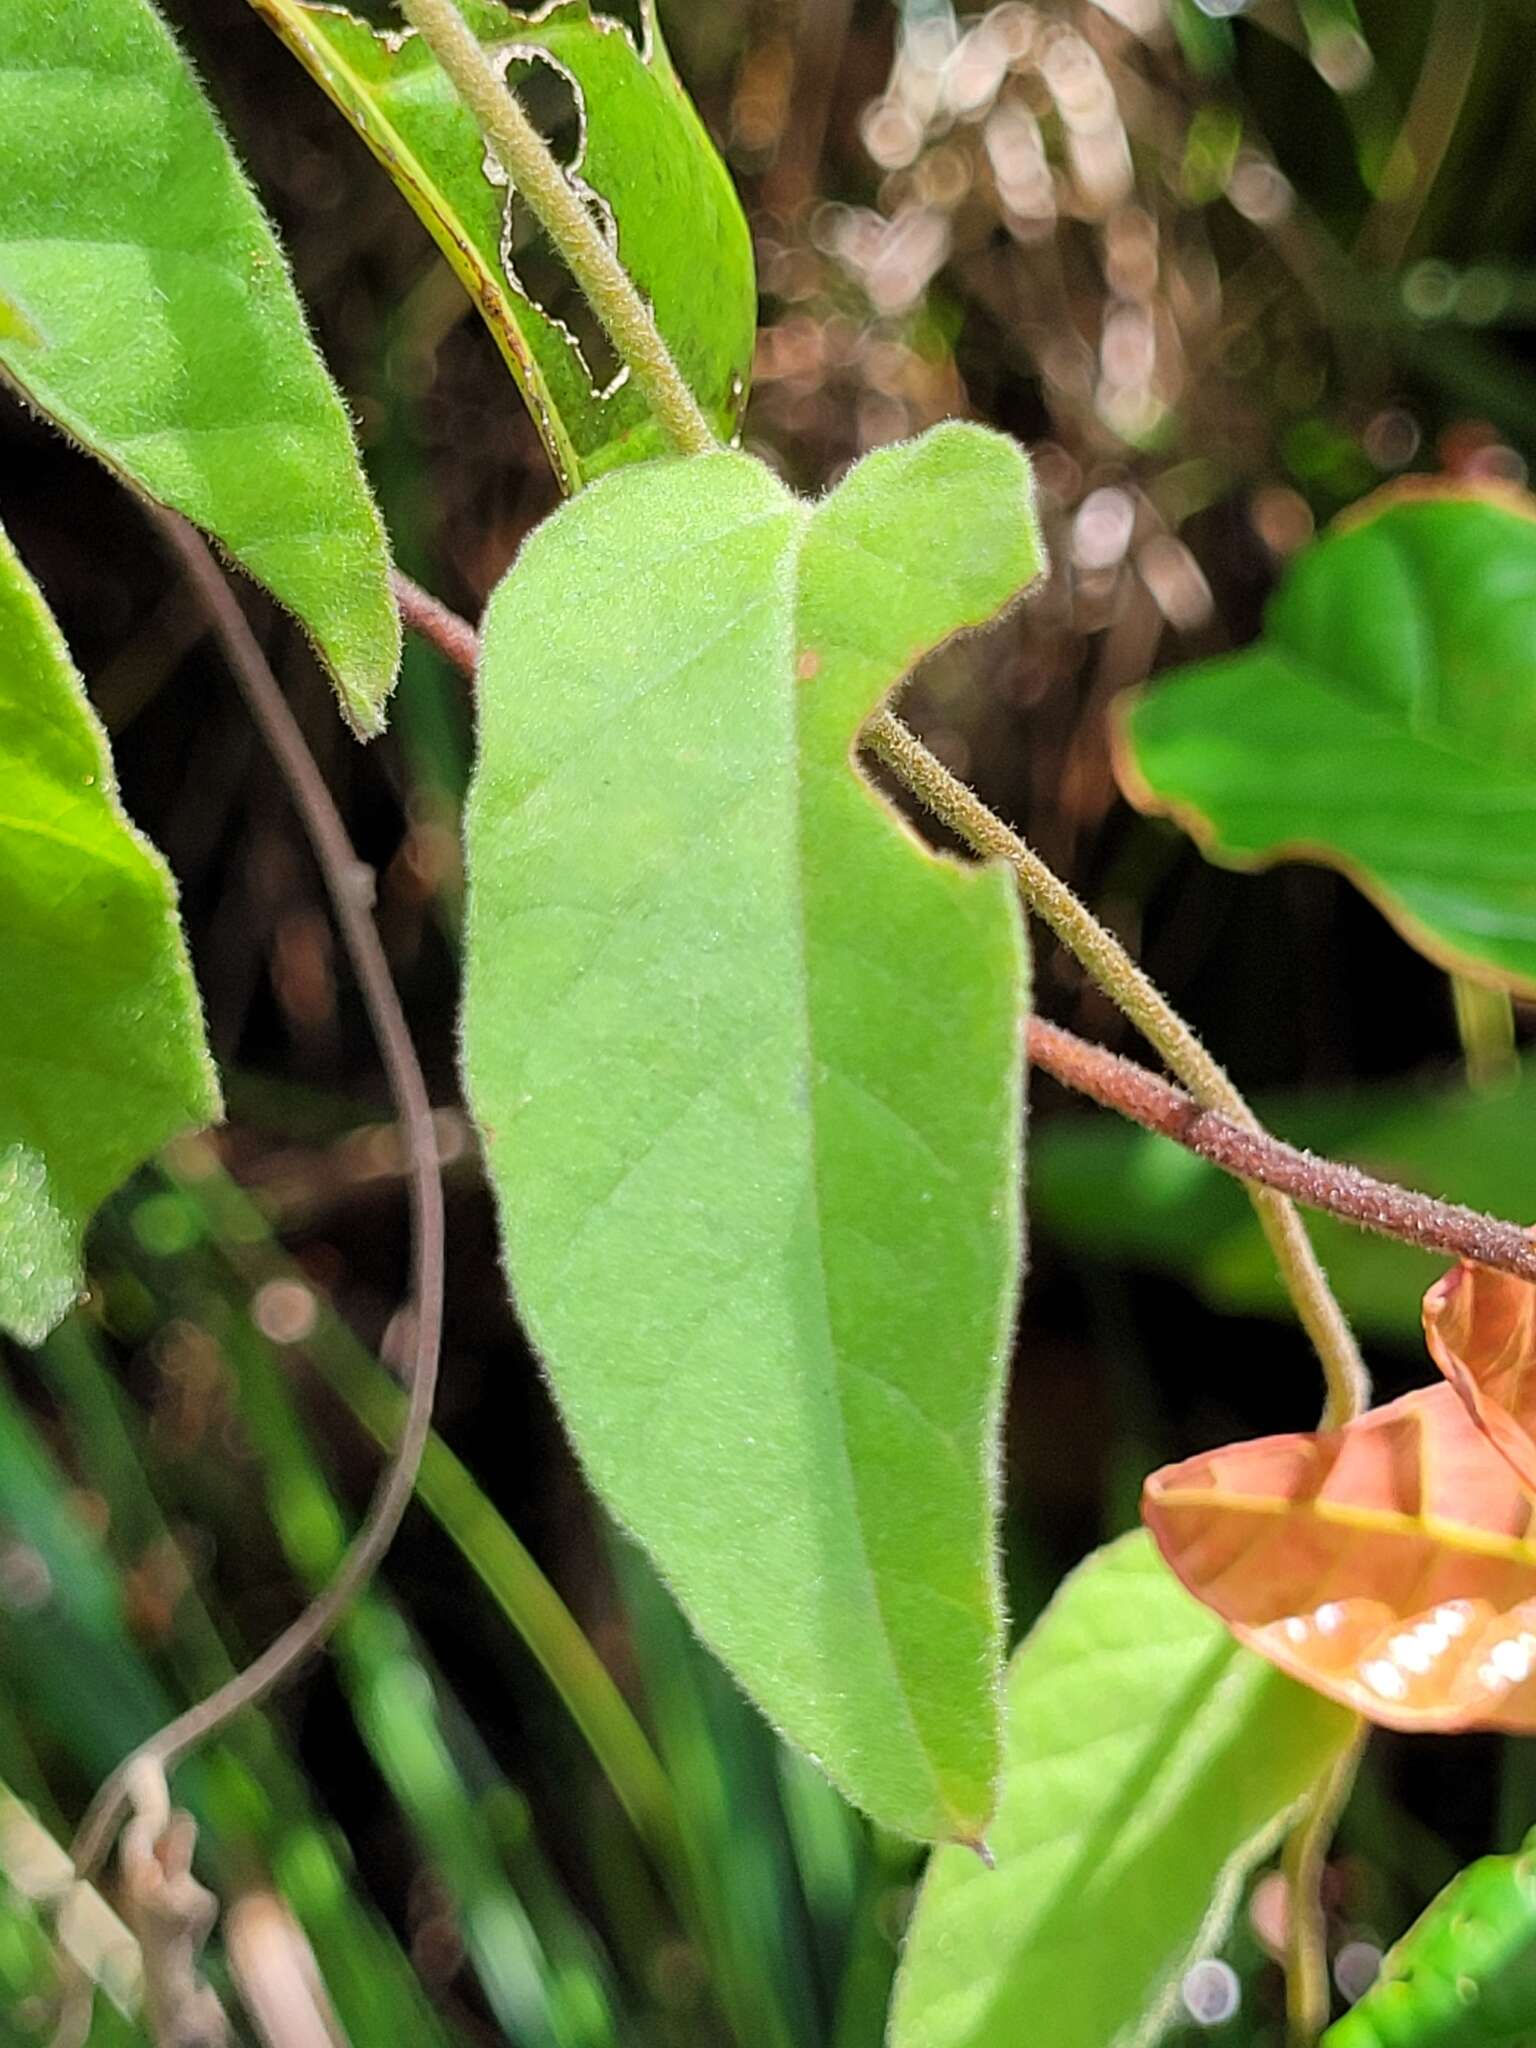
[3,0,1535,2040]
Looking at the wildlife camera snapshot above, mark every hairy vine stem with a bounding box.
[396,569,1536,1290]
[71,519,447,1883]
[862,713,1370,1429]
[1282,1730,1367,2044]
[398,0,717,462]
[1028,1019,1536,1283]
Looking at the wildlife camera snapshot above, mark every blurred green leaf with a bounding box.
[1032,1060,1536,1342]
[464,426,1040,1843]
[1120,487,1536,994]
[0,0,399,733]
[1324,1828,1536,2046]
[1168,0,1236,78]
[0,521,217,1346]
[1298,0,1374,92]
[889,1533,1355,2048]
[251,0,755,492]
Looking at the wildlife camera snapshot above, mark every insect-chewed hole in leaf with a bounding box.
[591,0,647,55]
[486,47,626,400]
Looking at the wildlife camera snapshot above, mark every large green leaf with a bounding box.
[1119,486,1536,994]
[1031,1060,1536,1344]
[0,0,398,734]
[251,0,755,493]
[889,1533,1356,2048]
[1325,1829,1536,2047]
[0,522,218,1345]
[462,425,1042,1843]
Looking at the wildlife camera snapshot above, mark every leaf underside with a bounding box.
[0,522,219,1345]
[0,0,398,733]
[1424,1249,1536,1498]
[1144,1383,1536,1733]
[1120,486,1536,994]
[462,425,1042,1842]
[891,1533,1354,2048]
[251,0,756,492]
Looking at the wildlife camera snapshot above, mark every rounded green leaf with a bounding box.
[890,1533,1357,2048]
[0,0,399,733]
[0,523,219,1345]
[1119,486,1536,994]
[462,426,1042,1842]
[251,0,755,493]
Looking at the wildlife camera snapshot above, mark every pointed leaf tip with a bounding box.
[891,1533,1353,2048]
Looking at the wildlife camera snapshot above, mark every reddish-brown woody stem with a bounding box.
[393,569,480,678]
[395,569,1536,1289]
[1028,1019,1536,1284]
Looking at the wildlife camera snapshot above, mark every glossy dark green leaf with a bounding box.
[463,426,1042,1842]
[252,0,754,491]
[1120,486,1536,994]
[890,1533,1355,2048]
[0,0,398,732]
[0,524,218,1345]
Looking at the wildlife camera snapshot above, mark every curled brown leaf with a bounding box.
[1143,1385,1536,1731]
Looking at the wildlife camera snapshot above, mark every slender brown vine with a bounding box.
[70,518,447,1883]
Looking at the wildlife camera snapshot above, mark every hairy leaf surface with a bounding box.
[0,524,218,1346]
[463,427,1041,1841]
[0,0,398,733]
[1144,1385,1536,1731]
[890,1534,1353,2048]
[1119,485,1536,993]
[252,0,755,491]
[1324,1829,1536,2047]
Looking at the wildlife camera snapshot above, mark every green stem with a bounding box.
[864,711,1370,1431]
[397,0,716,460]
[1451,973,1518,1093]
[1282,1727,1366,2046]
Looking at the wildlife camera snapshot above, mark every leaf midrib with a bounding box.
[780,502,967,1833]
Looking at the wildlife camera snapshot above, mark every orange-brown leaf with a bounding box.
[1423,1249,1536,1496]
[1142,1385,1536,1731]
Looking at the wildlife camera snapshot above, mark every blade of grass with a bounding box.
[151,1146,689,1903]
[207,1291,622,2048]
